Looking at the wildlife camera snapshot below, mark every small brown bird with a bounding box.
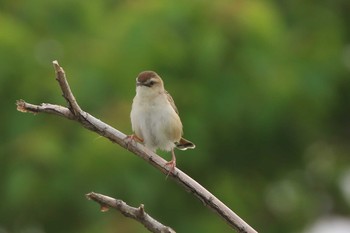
[129,71,195,171]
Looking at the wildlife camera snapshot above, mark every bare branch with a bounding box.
[52,60,82,115]
[16,100,75,119]
[86,192,176,233]
[16,61,258,233]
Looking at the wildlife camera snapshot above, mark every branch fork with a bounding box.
[16,61,258,233]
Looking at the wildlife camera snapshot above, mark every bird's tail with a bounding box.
[175,137,195,150]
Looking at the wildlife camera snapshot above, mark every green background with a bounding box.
[1,1,350,232]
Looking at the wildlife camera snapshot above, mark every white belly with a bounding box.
[130,94,182,152]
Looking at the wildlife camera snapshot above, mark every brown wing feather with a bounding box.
[164,90,196,150]
[165,90,179,114]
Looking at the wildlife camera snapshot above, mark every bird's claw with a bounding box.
[165,159,176,178]
[124,134,143,149]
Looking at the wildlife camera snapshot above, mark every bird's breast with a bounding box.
[131,95,182,151]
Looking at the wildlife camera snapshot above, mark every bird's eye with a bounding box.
[149,81,155,86]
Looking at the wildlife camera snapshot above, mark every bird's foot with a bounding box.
[124,134,143,149]
[165,159,176,178]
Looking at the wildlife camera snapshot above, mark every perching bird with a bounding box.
[129,71,195,171]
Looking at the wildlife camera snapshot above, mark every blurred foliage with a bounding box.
[1,0,350,232]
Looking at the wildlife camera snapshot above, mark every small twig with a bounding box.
[52,60,82,115]
[16,100,75,119]
[16,61,258,233]
[86,192,176,233]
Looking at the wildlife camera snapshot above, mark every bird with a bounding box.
[128,71,195,171]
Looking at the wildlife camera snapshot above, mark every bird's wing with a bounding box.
[165,90,179,114]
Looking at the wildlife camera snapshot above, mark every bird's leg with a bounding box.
[165,148,176,175]
[124,134,144,149]
[126,134,144,143]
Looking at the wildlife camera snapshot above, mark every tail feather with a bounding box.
[175,137,195,150]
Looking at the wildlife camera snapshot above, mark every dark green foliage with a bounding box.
[1,1,350,232]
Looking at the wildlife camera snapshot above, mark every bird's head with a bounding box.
[135,71,164,96]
